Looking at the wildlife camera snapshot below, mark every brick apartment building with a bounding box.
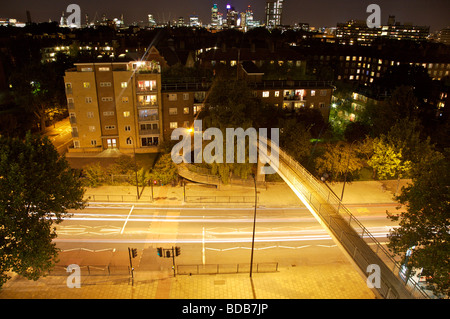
[64,60,162,154]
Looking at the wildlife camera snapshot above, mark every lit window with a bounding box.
[137,80,156,91]
[123,111,130,118]
[121,82,128,88]
[98,67,110,71]
[274,91,280,97]
[122,97,129,103]
[262,91,270,98]
[170,122,178,129]
[169,108,178,115]
[183,107,190,114]
[310,90,316,97]
[83,82,90,88]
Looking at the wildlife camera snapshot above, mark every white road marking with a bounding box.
[120,205,134,235]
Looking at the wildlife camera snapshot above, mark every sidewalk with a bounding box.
[82,179,406,207]
[0,263,375,299]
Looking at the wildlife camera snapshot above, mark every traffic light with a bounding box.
[131,248,138,258]
[175,246,181,256]
[157,247,163,257]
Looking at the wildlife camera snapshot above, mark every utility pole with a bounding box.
[249,174,257,278]
[171,246,176,277]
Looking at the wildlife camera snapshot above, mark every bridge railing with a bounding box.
[259,137,431,299]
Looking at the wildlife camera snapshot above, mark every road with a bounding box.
[53,203,400,271]
[44,117,72,154]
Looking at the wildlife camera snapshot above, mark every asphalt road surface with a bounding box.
[53,204,400,270]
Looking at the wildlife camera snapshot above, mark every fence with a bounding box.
[177,263,278,275]
[185,195,258,204]
[85,194,153,202]
[259,136,432,299]
[48,265,130,276]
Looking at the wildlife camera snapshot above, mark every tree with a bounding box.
[150,153,178,185]
[315,141,364,182]
[199,79,263,183]
[82,162,107,187]
[368,136,412,194]
[0,133,85,287]
[360,86,419,137]
[387,154,449,297]
[279,118,312,164]
[9,62,66,133]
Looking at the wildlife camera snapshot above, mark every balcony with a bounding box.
[138,115,159,122]
[283,95,306,101]
[137,101,158,108]
[136,87,158,94]
[139,128,160,135]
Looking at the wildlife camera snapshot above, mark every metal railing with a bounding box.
[185,195,258,204]
[48,265,130,276]
[85,194,153,202]
[258,137,431,299]
[177,263,278,275]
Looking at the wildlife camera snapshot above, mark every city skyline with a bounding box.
[2,0,450,31]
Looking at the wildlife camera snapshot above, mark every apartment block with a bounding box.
[161,82,210,140]
[64,60,163,154]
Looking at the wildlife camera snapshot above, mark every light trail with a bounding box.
[53,231,391,244]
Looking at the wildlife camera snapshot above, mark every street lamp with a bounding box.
[249,173,257,278]
[128,136,140,200]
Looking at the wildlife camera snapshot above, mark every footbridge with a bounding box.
[258,137,431,299]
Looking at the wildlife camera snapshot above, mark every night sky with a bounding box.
[3,0,450,31]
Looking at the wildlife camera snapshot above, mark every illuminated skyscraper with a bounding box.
[265,0,283,28]
[211,4,219,28]
[225,4,238,29]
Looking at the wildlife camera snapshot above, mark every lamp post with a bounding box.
[249,173,257,278]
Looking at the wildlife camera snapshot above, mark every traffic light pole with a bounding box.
[128,247,134,283]
[156,246,180,277]
[172,246,176,277]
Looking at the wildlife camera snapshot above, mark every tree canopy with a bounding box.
[387,153,449,297]
[0,133,85,287]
